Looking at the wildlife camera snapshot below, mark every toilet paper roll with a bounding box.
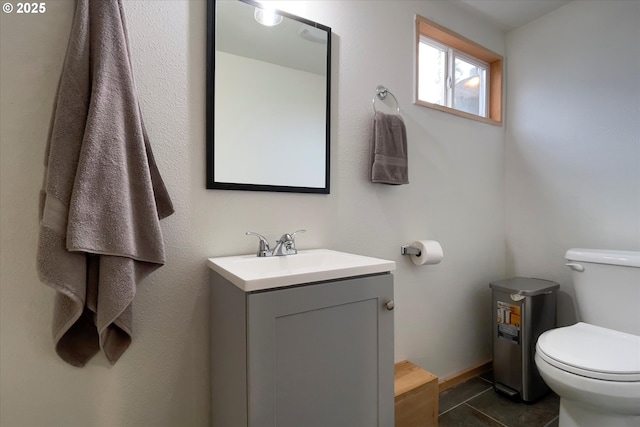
[410,240,443,266]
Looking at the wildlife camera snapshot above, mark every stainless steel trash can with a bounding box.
[489,277,559,402]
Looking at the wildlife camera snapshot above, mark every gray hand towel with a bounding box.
[37,0,174,367]
[370,112,409,185]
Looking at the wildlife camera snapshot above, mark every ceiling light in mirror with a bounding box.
[254,7,283,26]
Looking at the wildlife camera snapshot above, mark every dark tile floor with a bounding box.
[438,372,560,427]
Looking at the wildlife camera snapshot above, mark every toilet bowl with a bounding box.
[535,323,640,427]
[534,249,640,427]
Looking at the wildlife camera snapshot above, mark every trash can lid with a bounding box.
[489,277,559,296]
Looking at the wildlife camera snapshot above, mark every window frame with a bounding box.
[415,15,503,126]
[418,36,448,107]
[450,49,489,117]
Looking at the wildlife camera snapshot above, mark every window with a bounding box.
[415,15,503,125]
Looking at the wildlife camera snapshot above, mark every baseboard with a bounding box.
[438,359,492,393]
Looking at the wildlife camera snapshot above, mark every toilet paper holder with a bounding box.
[400,245,422,256]
[401,240,444,265]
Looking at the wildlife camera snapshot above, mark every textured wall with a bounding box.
[505,0,640,326]
[0,1,505,425]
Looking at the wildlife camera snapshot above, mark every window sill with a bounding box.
[415,99,502,127]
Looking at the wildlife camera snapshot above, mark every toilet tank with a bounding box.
[566,249,640,335]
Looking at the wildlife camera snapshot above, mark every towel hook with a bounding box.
[372,85,400,113]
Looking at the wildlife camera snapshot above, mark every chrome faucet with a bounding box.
[245,231,272,257]
[273,230,306,256]
[246,230,306,257]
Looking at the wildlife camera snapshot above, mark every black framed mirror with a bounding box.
[206,0,331,193]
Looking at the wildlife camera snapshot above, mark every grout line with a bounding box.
[466,403,509,427]
[543,415,560,427]
[478,375,493,385]
[438,386,493,416]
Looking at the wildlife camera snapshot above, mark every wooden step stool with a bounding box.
[394,360,439,427]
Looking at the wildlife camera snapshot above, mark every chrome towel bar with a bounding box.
[372,85,400,113]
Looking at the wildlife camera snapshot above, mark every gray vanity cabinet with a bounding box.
[210,271,394,427]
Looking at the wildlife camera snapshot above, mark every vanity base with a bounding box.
[211,271,394,427]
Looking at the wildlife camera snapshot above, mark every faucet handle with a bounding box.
[290,230,306,249]
[246,231,271,257]
[291,230,306,238]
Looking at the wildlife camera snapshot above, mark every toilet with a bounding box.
[534,249,640,427]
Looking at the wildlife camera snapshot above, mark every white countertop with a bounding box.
[207,249,396,292]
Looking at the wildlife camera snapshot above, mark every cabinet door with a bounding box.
[247,274,394,427]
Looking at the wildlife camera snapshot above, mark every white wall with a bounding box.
[505,0,640,325]
[0,1,505,425]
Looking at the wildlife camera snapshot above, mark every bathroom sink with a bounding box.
[207,249,396,291]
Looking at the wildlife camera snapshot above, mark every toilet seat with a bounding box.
[536,322,640,382]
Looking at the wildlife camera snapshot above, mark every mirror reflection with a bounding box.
[207,0,331,193]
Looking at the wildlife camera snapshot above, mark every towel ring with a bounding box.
[372,85,400,113]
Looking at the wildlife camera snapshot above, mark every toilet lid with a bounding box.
[536,322,640,382]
